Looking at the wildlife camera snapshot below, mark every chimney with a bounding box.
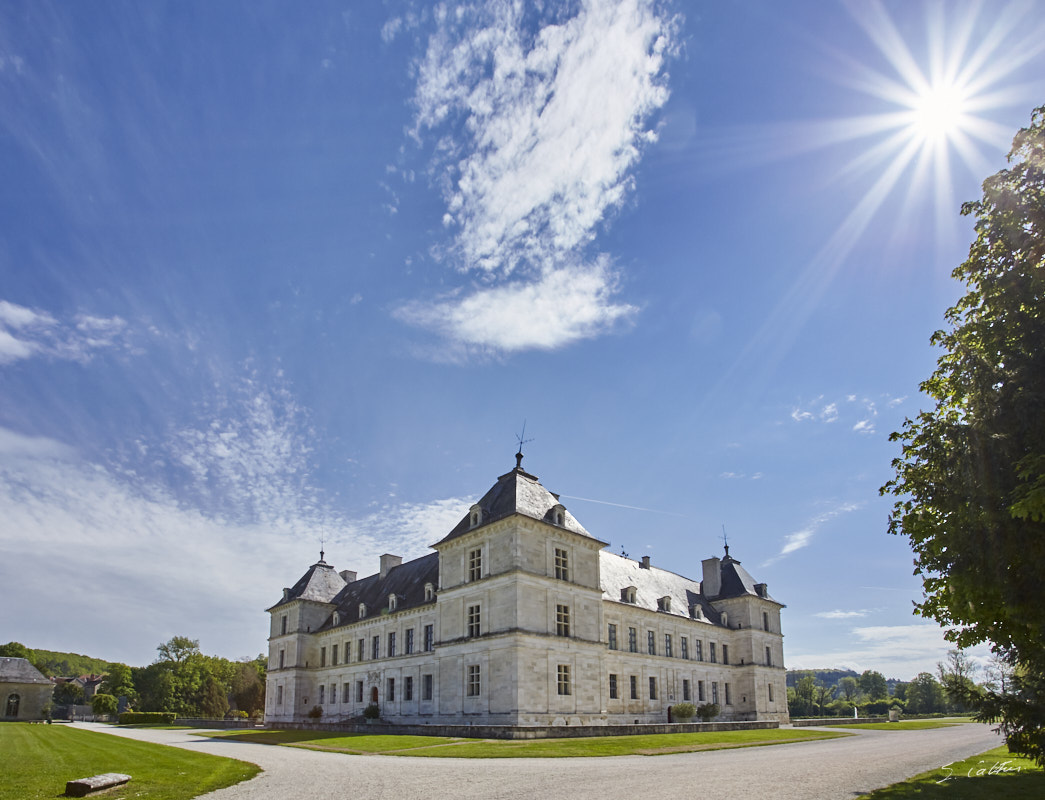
[640,555,651,569]
[340,570,357,584]
[702,556,721,597]
[380,554,402,578]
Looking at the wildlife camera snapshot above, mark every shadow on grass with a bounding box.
[857,746,1044,799]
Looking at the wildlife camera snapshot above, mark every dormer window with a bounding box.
[359,603,367,618]
[720,611,728,627]
[551,503,566,526]
[690,604,705,620]
[424,582,435,602]
[621,586,637,604]
[469,504,483,529]
[332,612,340,626]
[388,594,397,612]
[657,596,671,612]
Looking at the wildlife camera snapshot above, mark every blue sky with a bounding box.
[2,0,1043,679]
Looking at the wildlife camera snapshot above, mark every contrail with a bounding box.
[558,494,687,517]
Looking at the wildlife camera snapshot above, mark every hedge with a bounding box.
[118,711,176,725]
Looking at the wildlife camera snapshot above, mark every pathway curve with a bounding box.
[72,722,1003,800]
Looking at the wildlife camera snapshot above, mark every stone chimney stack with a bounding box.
[702,556,721,597]
[640,555,651,569]
[380,554,402,578]
[339,570,357,584]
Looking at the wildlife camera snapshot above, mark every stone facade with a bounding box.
[265,460,789,726]
[1,657,54,720]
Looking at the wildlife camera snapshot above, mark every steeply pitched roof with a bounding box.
[715,553,779,603]
[599,552,720,624]
[438,464,598,544]
[269,557,347,609]
[0,657,51,685]
[321,552,440,630]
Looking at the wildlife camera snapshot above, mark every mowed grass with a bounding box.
[0,723,260,800]
[203,726,847,757]
[858,745,1044,799]
[829,719,976,732]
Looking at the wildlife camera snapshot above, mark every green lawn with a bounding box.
[202,726,848,757]
[0,723,260,800]
[829,720,974,732]
[858,745,1044,799]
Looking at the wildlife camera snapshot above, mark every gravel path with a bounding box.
[72,722,1003,800]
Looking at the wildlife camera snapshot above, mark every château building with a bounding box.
[265,457,788,726]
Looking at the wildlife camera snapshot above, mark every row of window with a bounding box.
[465,547,571,583]
[275,674,438,707]
[606,675,734,705]
[606,625,776,667]
[280,624,437,670]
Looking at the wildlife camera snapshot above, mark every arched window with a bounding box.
[5,693,19,717]
[359,603,367,618]
[388,594,397,611]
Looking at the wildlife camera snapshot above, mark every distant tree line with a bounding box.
[1,638,266,719]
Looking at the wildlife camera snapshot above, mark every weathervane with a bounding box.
[515,421,535,469]
[319,535,326,563]
[722,524,729,557]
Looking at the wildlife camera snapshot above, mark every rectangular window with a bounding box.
[683,679,691,701]
[681,637,689,660]
[628,627,638,653]
[467,664,481,697]
[276,685,283,705]
[725,683,732,705]
[278,649,284,669]
[280,615,287,635]
[695,640,703,661]
[330,683,336,704]
[556,604,570,637]
[467,605,481,638]
[372,635,380,659]
[630,675,638,700]
[664,634,673,658]
[768,683,774,702]
[649,676,657,700]
[557,664,571,696]
[710,642,717,663]
[712,681,719,705]
[342,682,350,703]
[424,624,434,651]
[320,646,327,667]
[763,611,770,632]
[358,639,365,661]
[698,680,705,702]
[387,678,395,702]
[423,673,433,701]
[766,646,772,666]
[331,644,338,666]
[405,676,413,701]
[647,630,656,655]
[319,684,325,704]
[722,644,729,665]
[388,632,396,657]
[608,623,618,650]
[356,681,363,703]
[468,548,482,582]
[554,547,569,580]
[345,641,351,662]
[609,673,618,699]
[406,628,415,654]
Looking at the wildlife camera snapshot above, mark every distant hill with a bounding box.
[786,668,859,688]
[0,642,113,677]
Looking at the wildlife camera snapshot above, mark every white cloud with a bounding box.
[814,609,872,619]
[764,501,862,565]
[781,529,813,555]
[790,408,814,422]
[395,259,635,355]
[0,299,131,365]
[401,0,675,352]
[820,402,838,422]
[853,419,876,434]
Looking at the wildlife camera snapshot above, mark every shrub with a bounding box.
[363,703,381,720]
[307,705,323,719]
[119,711,176,725]
[231,709,249,719]
[91,693,118,716]
[671,702,696,721]
[696,703,720,722]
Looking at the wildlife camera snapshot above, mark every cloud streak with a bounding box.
[0,299,132,365]
[400,0,675,353]
[763,501,863,565]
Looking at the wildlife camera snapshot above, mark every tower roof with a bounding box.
[715,551,779,603]
[270,556,347,608]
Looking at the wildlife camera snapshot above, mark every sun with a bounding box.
[908,81,970,144]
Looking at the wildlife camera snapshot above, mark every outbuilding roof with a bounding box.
[0,657,52,685]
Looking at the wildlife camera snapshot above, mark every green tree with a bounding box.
[52,681,85,706]
[100,662,138,707]
[882,106,1045,763]
[0,641,33,660]
[231,657,266,715]
[938,649,980,712]
[90,693,118,716]
[858,670,888,700]
[838,676,860,703]
[814,680,836,716]
[906,672,946,714]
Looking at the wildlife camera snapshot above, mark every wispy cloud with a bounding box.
[763,501,863,565]
[789,392,896,434]
[0,299,132,365]
[400,0,675,353]
[814,609,872,619]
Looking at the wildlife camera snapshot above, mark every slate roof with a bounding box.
[268,558,347,610]
[319,552,440,630]
[0,657,51,685]
[715,552,779,603]
[599,552,721,624]
[438,464,599,544]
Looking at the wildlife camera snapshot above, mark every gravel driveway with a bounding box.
[73,721,1003,800]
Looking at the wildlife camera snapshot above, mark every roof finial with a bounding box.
[319,535,326,563]
[722,524,730,558]
[515,420,534,470]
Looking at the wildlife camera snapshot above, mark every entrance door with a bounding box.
[370,686,378,704]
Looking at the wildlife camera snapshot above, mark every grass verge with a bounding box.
[828,720,973,732]
[0,723,260,800]
[857,745,1044,799]
[201,726,847,757]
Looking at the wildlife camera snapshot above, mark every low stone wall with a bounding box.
[175,718,262,729]
[267,719,778,740]
[792,717,887,727]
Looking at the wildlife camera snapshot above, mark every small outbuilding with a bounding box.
[1,657,54,720]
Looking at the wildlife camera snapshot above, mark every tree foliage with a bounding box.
[858,670,889,700]
[91,693,118,716]
[883,106,1045,764]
